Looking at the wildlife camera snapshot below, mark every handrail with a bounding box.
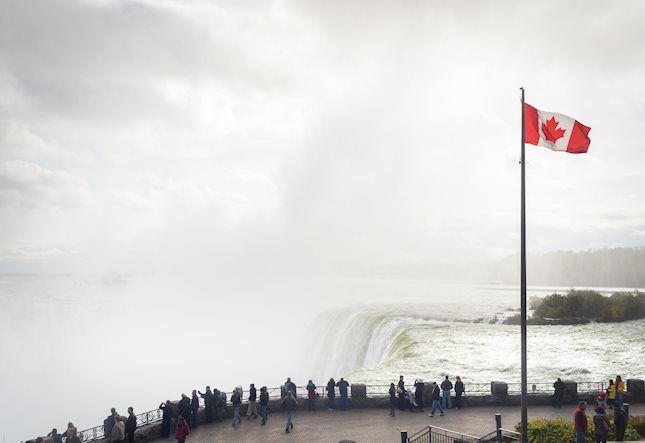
[59,379,612,442]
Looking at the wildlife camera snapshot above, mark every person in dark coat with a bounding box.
[326,378,336,411]
[231,387,242,428]
[306,380,317,411]
[281,391,298,433]
[178,394,191,424]
[614,402,628,441]
[104,408,117,440]
[198,386,214,423]
[414,379,425,412]
[336,378,350,410]
[429,382,444,417]
[246,384,258,419]
[388,383,396,417]
[212,389,222,422]
[125,407,136,443]
[47,429,63,443]
[259,386,270,425]
[397,375,406,411]
[159,400,174,438]
[190,390,199,428]
[454,376,465,409]
[553,377,566,408]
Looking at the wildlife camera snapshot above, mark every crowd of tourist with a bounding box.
[573,375,628,443]
[33,373,634,442]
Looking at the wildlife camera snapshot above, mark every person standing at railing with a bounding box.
[553,377,566,409]
[62,423,81,443]
[306,380,317,411]
[110,416,125,443]
[284,377,297,398]
[178,394,191,425]
[159,400,174,438]
[47,428,63,443]
[231,387,242,428]
[454,376,465,409]
[104,408,117,439]
[440,376,453,409]
[259,386,270,425]
[326,378,336,411]
[428,382,444,417]
[125,407,136,443]
[190,390,199,428]
[336,378,350,411]
[198,386,214,423]
[615,375,625,404]
[246,383,258,419]
[388,383,396,417]
[282,390,298,433]
[607,379,616,410]
[397,376,405,411]
[214,389,224,422]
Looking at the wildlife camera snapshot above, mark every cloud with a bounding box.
[0,160,91,207]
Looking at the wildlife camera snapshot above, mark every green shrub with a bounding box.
[515,416,640,442]
[630,415,645,437]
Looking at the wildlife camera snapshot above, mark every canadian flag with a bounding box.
[524,103,591,153]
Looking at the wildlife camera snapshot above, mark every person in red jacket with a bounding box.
[174,417,190,443]
[573,401,588,443]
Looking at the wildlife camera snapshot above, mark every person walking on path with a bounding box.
[246,384,258,419]
[282,391,299,433]
[454,376,465,409]
[198,386,214,423]
[259,386,270,425]
[574,401,588,443]
[326,378,336,411]
[125,407,136,443]
[190,390,199,428]
[159,400,174,438]
[306,380,317,411]
[614,402,628,441]
[231,387,242,428]
[397,376,406,411]
[388,383,396,417]
[428,382,445,417]
[615,375,625,404]
[414,379,425,412]
[593,406,610,443]
[607,379,616,410]
[336,377,350,410]
[174,417,190,443]
[553,377,566,408]
[441,376,453,409]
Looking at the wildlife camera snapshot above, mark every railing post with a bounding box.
[400,430,408,443]
[428,425,432,443]
[495,413,502,443]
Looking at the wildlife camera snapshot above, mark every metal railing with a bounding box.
[67,379,612,442]
[478,428,521,442]
[408,426,480,443]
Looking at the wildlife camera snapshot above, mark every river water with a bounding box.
[1,275,643,441]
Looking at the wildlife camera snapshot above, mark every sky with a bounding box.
[1,0,645,276]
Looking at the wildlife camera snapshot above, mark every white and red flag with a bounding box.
[524,103,591,153]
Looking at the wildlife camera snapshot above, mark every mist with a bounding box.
[2,0,645,441]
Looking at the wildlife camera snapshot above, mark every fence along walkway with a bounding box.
[406,425,521,443]
[71,381,605,442]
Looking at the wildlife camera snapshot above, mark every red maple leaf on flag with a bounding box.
[541,116,566,143]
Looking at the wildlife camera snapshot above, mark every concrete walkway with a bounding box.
[169,404,645,443]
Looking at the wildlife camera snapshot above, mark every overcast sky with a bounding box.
[1,0,645,275]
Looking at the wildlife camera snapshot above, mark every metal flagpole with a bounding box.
[520,87,528,443]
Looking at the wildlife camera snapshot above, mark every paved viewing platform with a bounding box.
[153,404,645,442]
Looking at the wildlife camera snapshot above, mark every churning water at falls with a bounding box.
[310,280,645,387]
